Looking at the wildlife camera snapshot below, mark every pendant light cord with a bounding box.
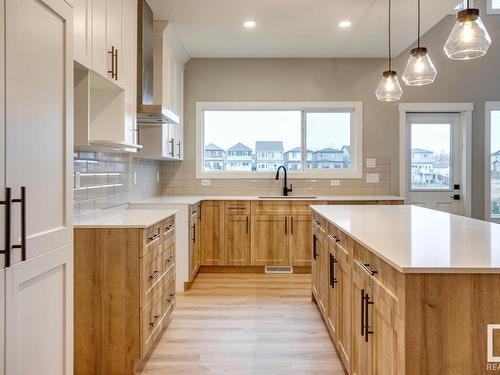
[417,0,421,48]
[388,0,392,71]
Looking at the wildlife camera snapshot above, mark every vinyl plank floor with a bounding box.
[138,273,344,375]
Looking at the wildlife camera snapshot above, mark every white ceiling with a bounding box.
[146,0,460,58]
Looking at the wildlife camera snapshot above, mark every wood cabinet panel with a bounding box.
[289,215,312,266]
[201,201,225,265]
[334,243,351,370]
[225,214,251,265]
[351,271,372,375]
[251,215,288,266]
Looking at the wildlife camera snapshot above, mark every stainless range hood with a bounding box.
[137,0,179,125]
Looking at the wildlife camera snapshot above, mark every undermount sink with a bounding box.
[258,196,318,199]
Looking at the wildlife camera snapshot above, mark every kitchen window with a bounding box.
[486,102,500,222]
[196,102,363,178]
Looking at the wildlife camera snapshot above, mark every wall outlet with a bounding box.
[201,179,211,186]
[330,179,341,186]
[133,172,137,185]
[156,171,160,183]
[366,173,379,184]
[366,158,377,168]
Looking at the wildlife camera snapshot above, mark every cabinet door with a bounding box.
[351,271,372,375]
[311,227,320,299]
[225,215,250,265]
[189,212,198,280]
[6,0,73,263]
[289,215,312,266]
[122,0,137,146]
[106,0,123,86]
[326,245,337,340]
[372,292,404,375]
[6,244,73,375]
[251,215,288,266]
[317,232,329,317]
[73,0,92,67]
[91,0,109,79]
[200,202,225,265]
[335,249,352,370]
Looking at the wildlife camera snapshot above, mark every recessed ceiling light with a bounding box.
[243,20,256,29]
[338,20,352,28]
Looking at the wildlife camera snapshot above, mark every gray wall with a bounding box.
[177,5,500,218]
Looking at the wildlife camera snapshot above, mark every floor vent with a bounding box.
[265,266,293,274]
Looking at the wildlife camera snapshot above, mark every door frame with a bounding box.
[484,101,500,223]
[398,103,473,216]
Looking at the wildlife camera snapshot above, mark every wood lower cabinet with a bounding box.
[200,201,225,265]
[289,215,312,266]
[189,203,201,281]
[74,215,176,375]
[225,214,251,265]
[312,210,500,375]
[251,215,289,266]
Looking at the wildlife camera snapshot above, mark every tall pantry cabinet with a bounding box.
[1,0,74,374]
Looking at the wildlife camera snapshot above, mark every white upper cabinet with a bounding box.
[73,0,92,67]
[74,0,140,151]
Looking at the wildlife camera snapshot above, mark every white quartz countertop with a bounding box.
[74,208,177,228]
[310,205,500,273]
[131,195,404,206]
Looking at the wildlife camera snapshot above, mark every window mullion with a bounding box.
[302,110,307,171]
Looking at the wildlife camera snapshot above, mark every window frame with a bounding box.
[195,101,363,179]
[487,0,500,14]
[485,102,500,222]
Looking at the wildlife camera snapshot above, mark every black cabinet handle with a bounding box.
[149,314,160,328]
[284,217,287,235]
[149,269,161,280]
[364,292,374,342]
[312,234,317,259]
[358,261,378,276]
[148,233,160,242]
[329,253,337,287]
[0,187,11,267]
[166,255,174,263]
[246,216,249,234]
[360,289,365,336]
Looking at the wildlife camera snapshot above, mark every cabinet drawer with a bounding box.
[141,223,162,257]
[161,216,175,241]
[328,223,351,261]
[224,201,251,215]
[162,272,176,321]
[140,245,164,307]
[312,212,327,235]
[140,288,164,358]
[163,235,176,275]
[353,242,404,318]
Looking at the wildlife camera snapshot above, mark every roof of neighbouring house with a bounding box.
[227,142,252,152]
[255,141,283,151]
[204,143,225,152]
[492,150,500,156]
[411,148,433,154]
[341,145,350,152]
[284,147,312,153]
[313,147,343,154]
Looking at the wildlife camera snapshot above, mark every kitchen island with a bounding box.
[310,204,500,375]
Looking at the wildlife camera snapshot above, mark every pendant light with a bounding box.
[375,0,403,102]
[402,0,437,86]
[444,0,491,60]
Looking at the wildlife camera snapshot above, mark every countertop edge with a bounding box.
[74,209,177,229]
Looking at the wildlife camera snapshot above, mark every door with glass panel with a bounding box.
[406,113,462,214]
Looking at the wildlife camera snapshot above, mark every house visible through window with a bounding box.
[196,102,362,178]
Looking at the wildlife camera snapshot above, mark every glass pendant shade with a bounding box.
[444,9,491,60]
[402,47,437,86]
[375,70,403,102]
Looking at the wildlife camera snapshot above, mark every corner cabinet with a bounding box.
[2,0,74,373]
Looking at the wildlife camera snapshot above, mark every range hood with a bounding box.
[137,0,179,125]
